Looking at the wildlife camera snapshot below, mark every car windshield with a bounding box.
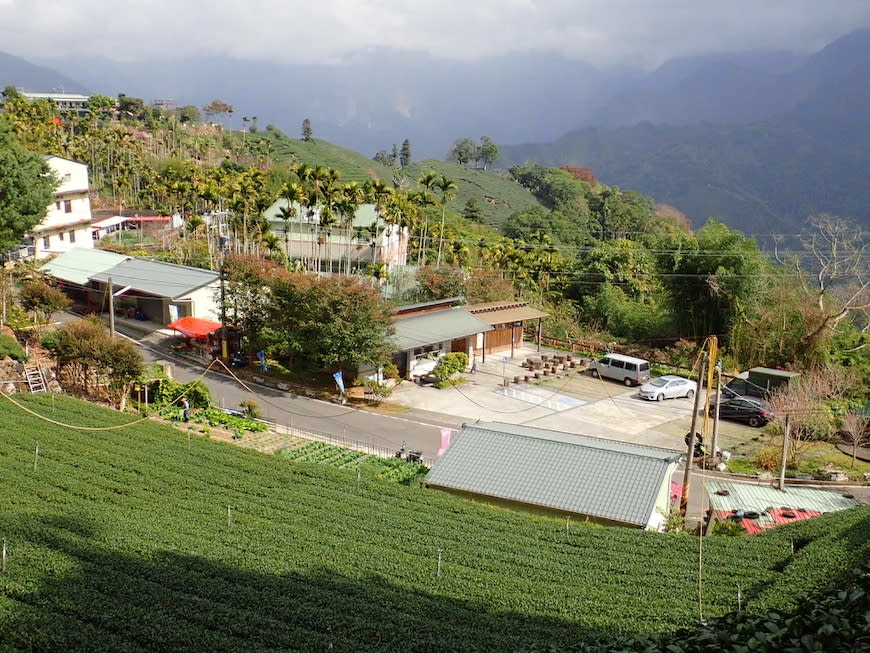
[649,378,669,387]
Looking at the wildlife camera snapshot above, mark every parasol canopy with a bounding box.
[167,316,222,339]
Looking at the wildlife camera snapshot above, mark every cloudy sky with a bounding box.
[2,0,869,67]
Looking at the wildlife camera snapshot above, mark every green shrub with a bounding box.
[363,379,391,402]
[239,399,262,419]
[149,378,212,408]
[755,445,782,471]
[0,333,27,361]
[382,360,400,379]
[433,352,468,383]
[711,519,746,536]
[40,329,62,354]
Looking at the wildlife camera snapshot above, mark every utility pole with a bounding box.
[680,352,707,517]
[108,276,115,338]
[778,414,791,490]
[710,359,722,464]
[219,236,229,361]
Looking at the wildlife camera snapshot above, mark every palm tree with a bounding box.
[331,182,364,273]
[416,171,439,266]
[261,232,284,263]
[279,182,305,262]
[435,175,457,266]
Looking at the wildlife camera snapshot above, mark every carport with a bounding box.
[465,301,549,360]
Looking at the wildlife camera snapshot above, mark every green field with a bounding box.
[260,130,543,230]
[405,160,543,228]
[266,133,396,184]
[0,394,867,651]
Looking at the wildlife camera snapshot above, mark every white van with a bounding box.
[590,353,651,386]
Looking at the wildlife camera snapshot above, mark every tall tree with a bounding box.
[415,171,439,263]
[657,220,768,340]
[790,215,869,353]
[399,139,411,168]
[435,175,457,266]
[462,198,484,224]
[478,136,499,170]
[0,119,58,253]
[446,137,476,167]
[301,118,313,141]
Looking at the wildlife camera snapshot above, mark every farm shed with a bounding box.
[389,299,493,379]
[705,480,859,535]
[425,422,681,530]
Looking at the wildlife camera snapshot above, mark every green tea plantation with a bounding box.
[0,394,867,651]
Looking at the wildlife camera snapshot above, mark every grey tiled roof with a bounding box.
[40,248,129,285]
[426,422,681,526]
[392,307,493,351]
[90,258,219,299]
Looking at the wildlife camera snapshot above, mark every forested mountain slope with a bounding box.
[500,31,870,234]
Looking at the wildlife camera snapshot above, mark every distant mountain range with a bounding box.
[0,51,87,95]
[500,29,870,233]
[2,29,868,234]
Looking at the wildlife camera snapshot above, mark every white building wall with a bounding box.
[174,283,220,322]
[644,462,679,531]
[34,157,94,258]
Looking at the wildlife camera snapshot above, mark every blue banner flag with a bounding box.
[333,371,345,395]
[256,350,268,372]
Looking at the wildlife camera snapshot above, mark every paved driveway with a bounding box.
[388,344,701,453]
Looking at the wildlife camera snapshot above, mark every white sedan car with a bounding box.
[638,375,697,401]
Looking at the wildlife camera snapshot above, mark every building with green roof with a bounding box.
[262,199,409,273]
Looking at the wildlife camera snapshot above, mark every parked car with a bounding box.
[711,396,773,427]
[638,375,697,401]
[590,353,651,387]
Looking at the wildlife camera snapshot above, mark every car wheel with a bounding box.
[685,389,695,400]
[624,378,633,387]
[656,393,664,402]
[591,369,599,378]
[748,416,761,427]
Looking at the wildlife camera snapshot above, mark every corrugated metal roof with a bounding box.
[393,307,493,351]
[393,298,463,315]
[90,258,219,299]
[91,216,128,229]
[469,306,549,325]
[705,480,858,515]
[40,248,130,285]
[426,422,680,526]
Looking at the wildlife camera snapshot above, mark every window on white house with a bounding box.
[69,230,76,243]
[56,201,61,210]
[64,200,72,213]
[59,232,65,241]
[43,236,50,248]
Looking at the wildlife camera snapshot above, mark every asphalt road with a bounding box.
[136,339,457,459]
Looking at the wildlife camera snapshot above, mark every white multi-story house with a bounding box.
[262,200,409,274]
[20,92,91,117]
[32,156,95,259]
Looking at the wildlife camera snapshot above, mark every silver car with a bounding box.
[638,375,697,401]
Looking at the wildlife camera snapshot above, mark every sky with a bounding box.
[1,0,869,68]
